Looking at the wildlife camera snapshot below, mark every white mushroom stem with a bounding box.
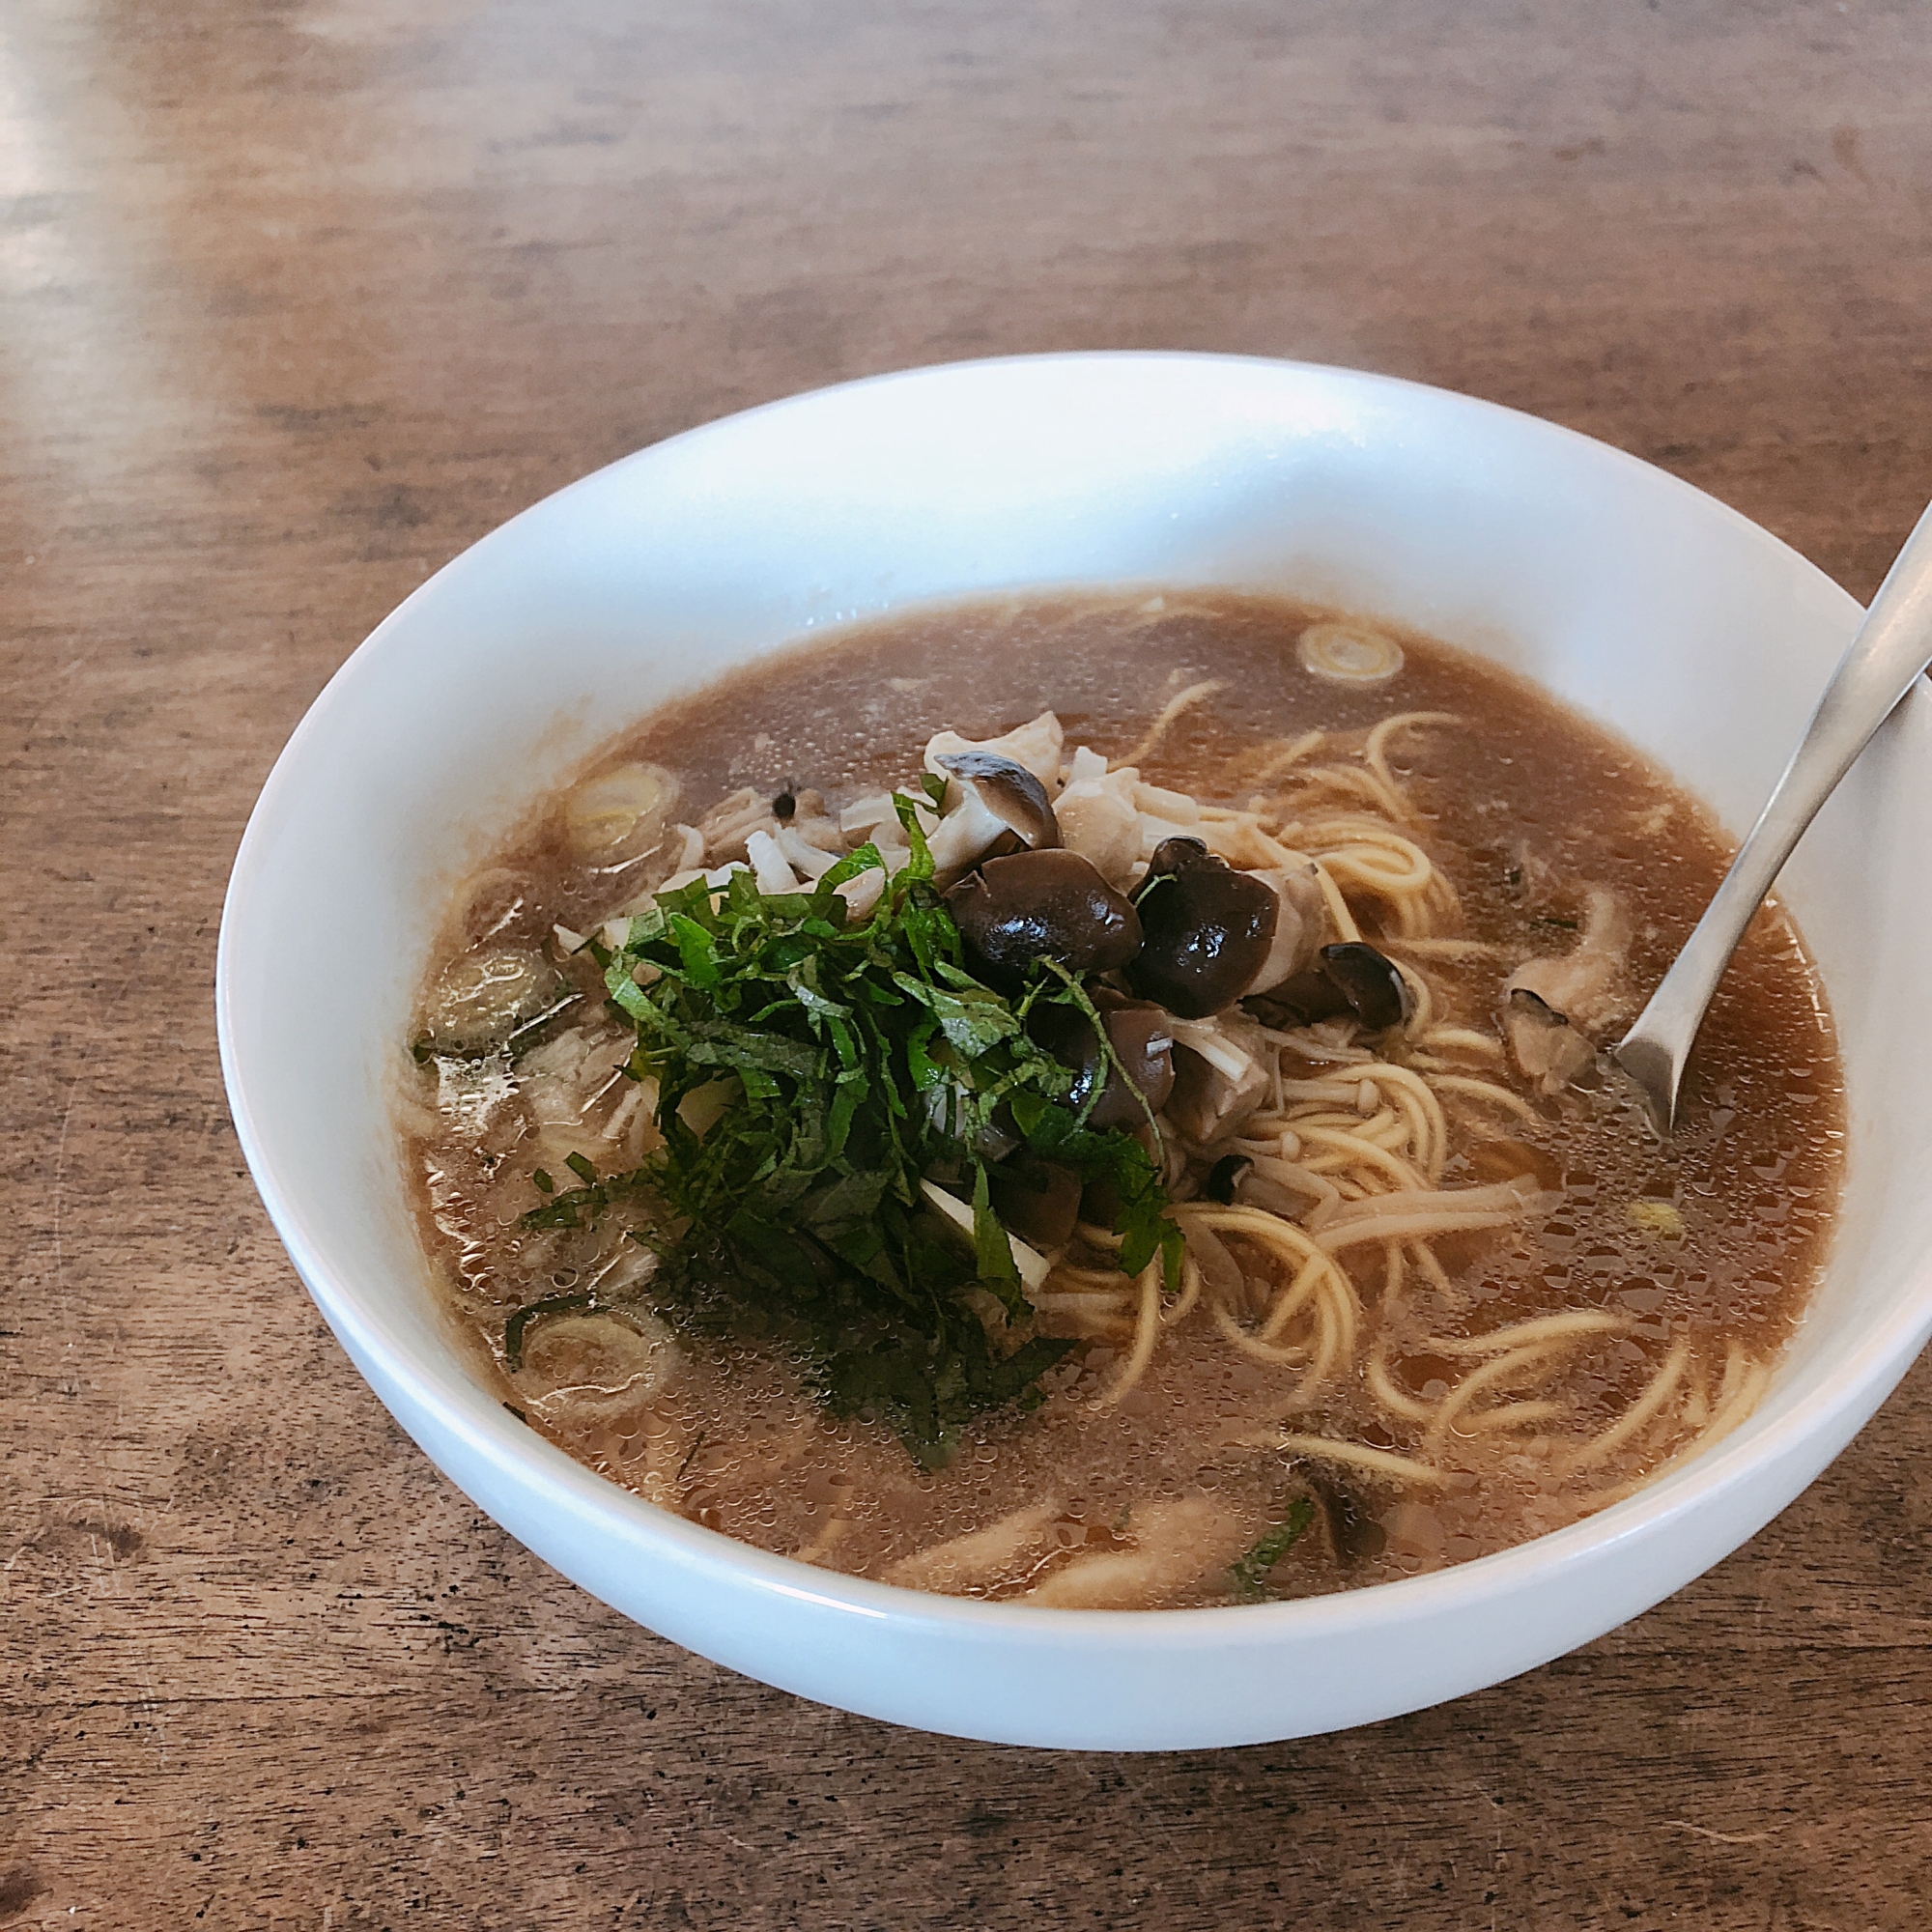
[1165,1016,1272,1144]
[1133,781,1200,823]
[696,785,778,865]
[775,826,843,879]
[924,786,1024,875]
[746,830,804,895]
[656,861,752,895]
[840,790,925,840]
[1167,1016,1261,1086]
[836,868,888,919]
[1242,857,1325,995]
[1055,749,1142,888]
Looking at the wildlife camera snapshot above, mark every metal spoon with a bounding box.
[1613,498,1932,1133]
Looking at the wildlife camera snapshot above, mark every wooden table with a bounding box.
[6,3,1928,1923]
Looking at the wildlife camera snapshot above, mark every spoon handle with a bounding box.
[1616,497,1932,1131]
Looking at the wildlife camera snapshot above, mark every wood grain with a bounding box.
[4,1,1929,1924]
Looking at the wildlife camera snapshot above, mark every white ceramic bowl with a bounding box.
[217,353,1932,1750]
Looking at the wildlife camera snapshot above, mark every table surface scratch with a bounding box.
[3,3,1929,1926]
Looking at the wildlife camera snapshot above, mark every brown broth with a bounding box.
[400,591,1843,1607]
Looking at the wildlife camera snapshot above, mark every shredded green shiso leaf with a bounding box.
[1228,1497,1317,1601]
[523,795,1180,1467]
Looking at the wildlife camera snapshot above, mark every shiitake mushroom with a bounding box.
[1124,837,1279,1018]
[945,848,1141,982]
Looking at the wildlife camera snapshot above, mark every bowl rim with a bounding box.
[216,347,1932,1649]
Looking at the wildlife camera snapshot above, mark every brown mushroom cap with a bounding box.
[987,1155,1084,1249]
[1031,994,1177,1130]
[1125,838,1279,1018]
[1242,939,1413,1033]
[945,848,1141,980]
[934,751,1062,849]
[1319,941,1413,1032]
[1097,1002,1179,1124]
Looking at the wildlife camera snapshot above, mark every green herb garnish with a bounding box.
[1229,1497,1317,1601]
[518,1151,649,1232]
[412,990,582,1065]
[557,816,1178,1465]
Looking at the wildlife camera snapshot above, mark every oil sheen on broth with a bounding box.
[401,593,1842,1610]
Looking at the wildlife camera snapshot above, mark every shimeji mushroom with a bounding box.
[923,712,1065,786]
[1240,859,1328,997]
[1163,1013,1273,1143]
[924,750,1064,876]
[1503,988,1598,1094]
[1244,938,1415,1034]
[1029,994,1176,1131]
[986,1156,1086,1250]
[1501,888,1632,1092]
